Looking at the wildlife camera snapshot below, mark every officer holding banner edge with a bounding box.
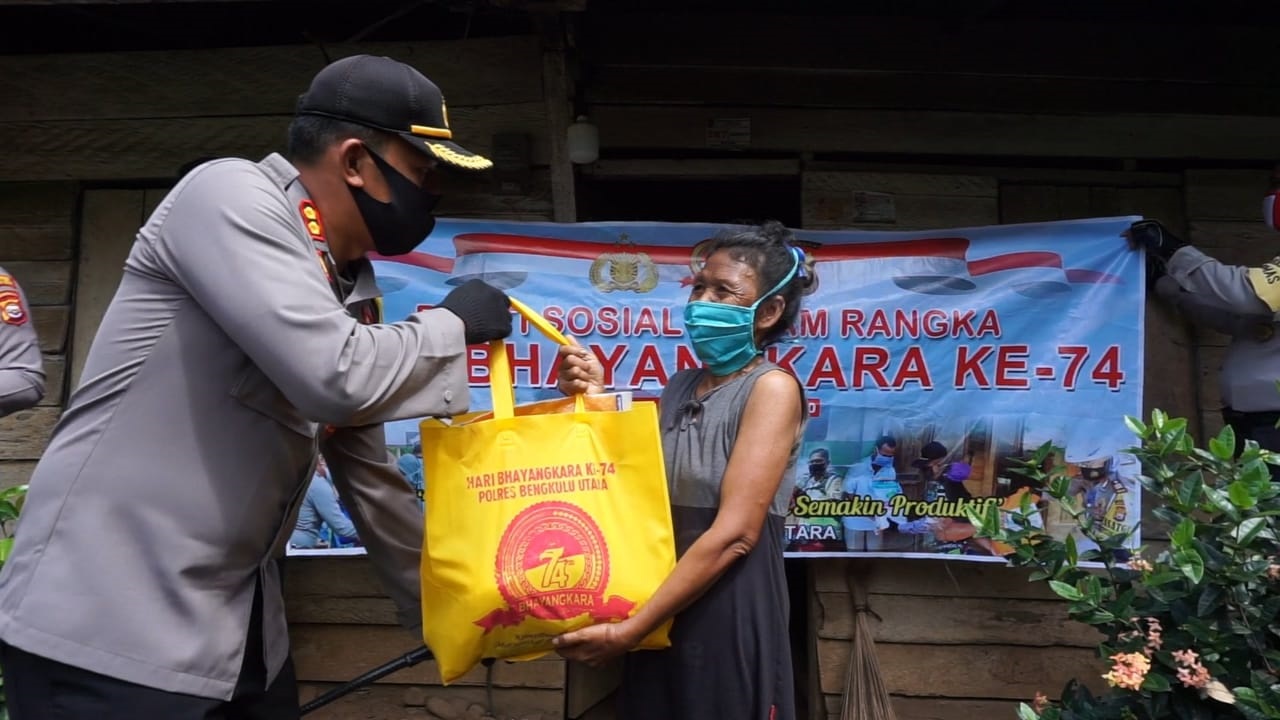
[1127,163,1280,469]
[0,56,512,719]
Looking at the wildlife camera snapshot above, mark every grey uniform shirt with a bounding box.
[0,153,468,700]
[0,267,45,417]
[1164,246,1280,412]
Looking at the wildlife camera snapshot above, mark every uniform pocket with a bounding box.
[230,364,318,438]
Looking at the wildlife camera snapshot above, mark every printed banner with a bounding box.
[292,216,1145,562]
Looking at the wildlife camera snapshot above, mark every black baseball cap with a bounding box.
[912,441,948,468]
[296,55,493,171]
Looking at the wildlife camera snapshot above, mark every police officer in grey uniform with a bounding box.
[0,267,44,417]
[1128,166,1280,465]
[0,56,511,720]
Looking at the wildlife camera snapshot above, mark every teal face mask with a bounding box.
[683,251,801,376]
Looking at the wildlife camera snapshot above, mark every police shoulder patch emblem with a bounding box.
[0,287,28,326]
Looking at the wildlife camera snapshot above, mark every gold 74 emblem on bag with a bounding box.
[474,501,637,631]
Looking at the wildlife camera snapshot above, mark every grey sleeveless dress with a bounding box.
[617,362,803,720]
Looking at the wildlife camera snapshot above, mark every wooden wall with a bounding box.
[814,559,1107,719]
[1,32,563,720]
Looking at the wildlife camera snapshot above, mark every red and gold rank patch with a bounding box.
[298,200,325,241]
[0,290,28,326]
[0,274,15,289]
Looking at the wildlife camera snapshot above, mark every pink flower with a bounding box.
[1032,692,1050,712]
[1103,652,1151,691]
[1144,618,1163,653]
[1171,648,1214,690]
[1268,563,1280,581]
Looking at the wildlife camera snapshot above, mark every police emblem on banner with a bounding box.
[589,234,658,294]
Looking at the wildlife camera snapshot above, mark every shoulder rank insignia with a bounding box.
[299,200,325,242]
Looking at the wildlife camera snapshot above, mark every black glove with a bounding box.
[438,279,512,345]
[1127,220,1187,262]
[1145,253,1170,293]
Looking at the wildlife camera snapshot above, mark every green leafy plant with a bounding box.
[967,411,1280,720]
[0,483,27,720]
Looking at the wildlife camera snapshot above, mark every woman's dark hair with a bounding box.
[702,219,814,346]
[286,115,389,165]
[874,435,897,451]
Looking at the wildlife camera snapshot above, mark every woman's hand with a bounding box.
[552,619,640,666]
[556,338,606,396]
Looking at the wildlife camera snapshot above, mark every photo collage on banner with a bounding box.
[289,216,1145,563]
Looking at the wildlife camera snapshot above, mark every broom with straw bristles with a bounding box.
[840,562,898,720]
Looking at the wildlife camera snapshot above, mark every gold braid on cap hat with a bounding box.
[428,142,493,170]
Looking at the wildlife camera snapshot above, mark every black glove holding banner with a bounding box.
[1126,219,1188,292]
[1127,219,1187,261]
[439,279,513,344]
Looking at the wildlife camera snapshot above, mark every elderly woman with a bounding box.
[551,221,811,720]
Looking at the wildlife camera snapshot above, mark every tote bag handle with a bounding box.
[489,296,584,419]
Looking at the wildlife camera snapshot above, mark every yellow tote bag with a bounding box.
[419,299,677,684]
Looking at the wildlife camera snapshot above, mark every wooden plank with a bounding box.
[824,694,1026,720]
[0,182,77,261]
[438,169,554,221]
[1203,409,1226,442]
[810,161,1180,188]
[805,567,824,720]
[38,355,65,408]
[285,596,398,625]
[0,406,59,460]
[1188,221,1275,258]
[1000,185,1092,224]
[540,22,578,223]
[1,102,549,182]
[0,182,77,223]
[0,37,543,122]
[587,65,1280,117]
[297,682,565,720]
[0,261,72,306]
[586,13,1276,86]
[290,624,565,689]
[807,172,998,198]
[565,659,622,719]
[811,559,1059,600]
[32,306,68,354]
[1186,169,1273,221]
[589,105,1280,160]
[585,158,800,179]
[816,593,1099,648]
[0,461,36,491]
[818,639,1106,699]
[284,556,384,598]
[803,171,998,230]
[73,190,146,388]
[1144,300,1198,429]
[1198,344,1226,422]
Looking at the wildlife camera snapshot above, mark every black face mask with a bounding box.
[350,146,441,256]
[809,462,827,478]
